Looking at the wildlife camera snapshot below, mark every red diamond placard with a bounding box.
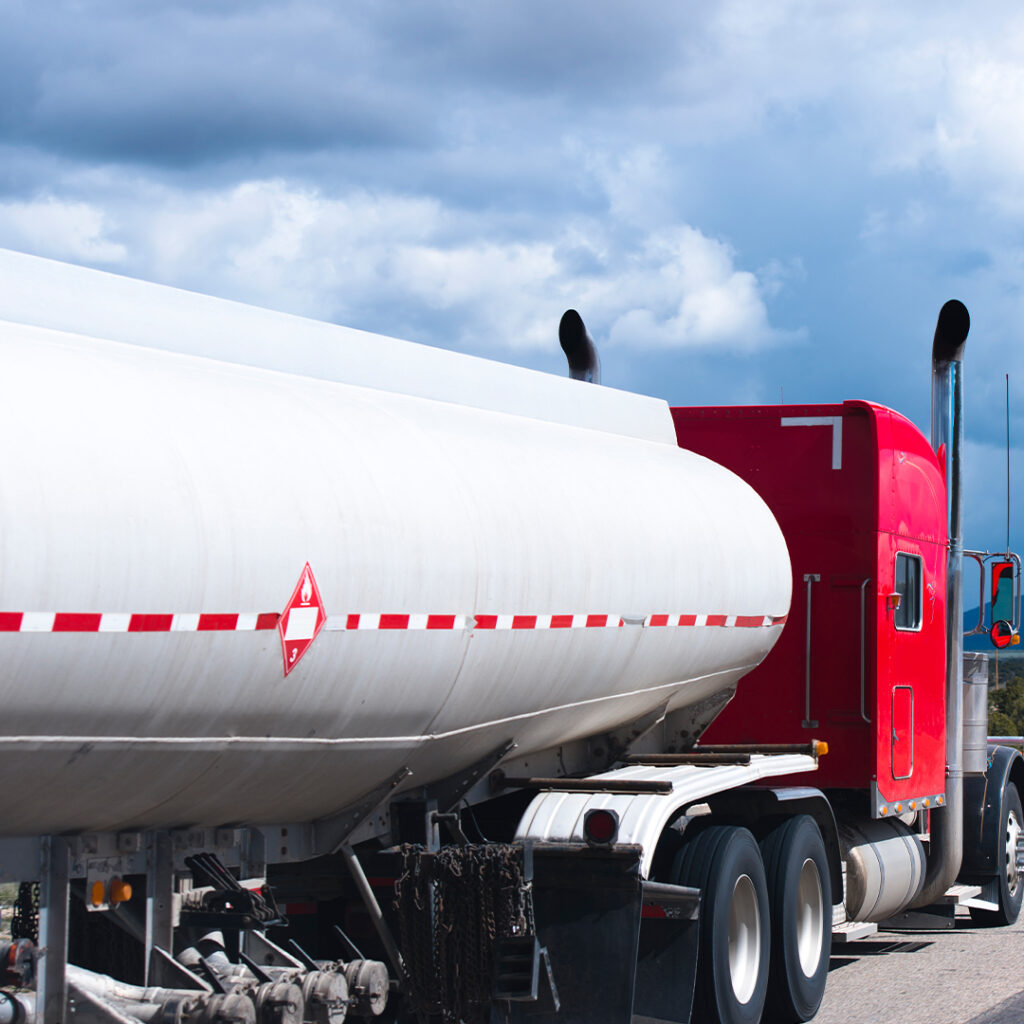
[278,562,327,676]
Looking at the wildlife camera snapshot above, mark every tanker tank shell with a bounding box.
[0,317,790,835]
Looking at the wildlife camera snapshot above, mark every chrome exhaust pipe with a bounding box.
[913,298,970,908]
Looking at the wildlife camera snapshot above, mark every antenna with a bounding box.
[1007,373,1012,555]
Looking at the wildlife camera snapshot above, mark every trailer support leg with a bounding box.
[36,836,70,1024]
[144,831,174,983]
[340,843,406,983]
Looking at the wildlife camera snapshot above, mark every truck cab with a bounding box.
[673,401,947,815]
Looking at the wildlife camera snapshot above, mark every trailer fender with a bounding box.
[961,744,1024,879]
[514,753,820,879]
[705,786,843,900]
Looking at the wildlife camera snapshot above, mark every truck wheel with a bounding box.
[970,782,1024,927]
[760,815,832,1022]
[673,826,769,1024]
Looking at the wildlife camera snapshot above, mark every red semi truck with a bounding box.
[272,300,1023,1024]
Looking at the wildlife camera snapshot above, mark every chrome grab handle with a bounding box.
[802,573,820,729]
[860,577,871,723]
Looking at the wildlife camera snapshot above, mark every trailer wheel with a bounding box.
[673,826,769,1024]
[760,815,832,1022]
[970,782,1024,927]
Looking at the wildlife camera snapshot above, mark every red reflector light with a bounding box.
[584,809,619,845]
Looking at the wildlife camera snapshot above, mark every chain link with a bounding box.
[10,882,38,943]
[393,844,535,1024]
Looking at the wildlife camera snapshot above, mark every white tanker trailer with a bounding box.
[0,249,1020,1024]
[0,248,788,835]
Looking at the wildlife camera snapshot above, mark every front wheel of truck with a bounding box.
[970,782,1024,927]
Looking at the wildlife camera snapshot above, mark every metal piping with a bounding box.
[913,299,970,909]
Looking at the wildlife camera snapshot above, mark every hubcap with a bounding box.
[1005,808,1022,896]
[796,858,824,977]
[729,874,761,1003]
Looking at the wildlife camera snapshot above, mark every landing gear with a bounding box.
[970,782,1024,927]
[674,827,770,1024]
[761,815,832,1022]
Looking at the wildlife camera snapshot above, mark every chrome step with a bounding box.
[831,920,878,943]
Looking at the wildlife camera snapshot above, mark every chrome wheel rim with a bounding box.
[729,874,761,1003]
[796,857,824,976]
[1006,807,1022,897]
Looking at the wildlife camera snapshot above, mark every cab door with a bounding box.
[891,684,914,780]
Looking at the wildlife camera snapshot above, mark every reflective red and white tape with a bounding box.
[0,612,279,633]
[0,611,787,633]
[329,613,788,630]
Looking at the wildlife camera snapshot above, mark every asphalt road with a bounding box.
[808,910,1024,1024]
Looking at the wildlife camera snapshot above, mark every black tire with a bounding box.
[673,826,770,1024]
[760,816,832,1022]
[970,782,1024,927]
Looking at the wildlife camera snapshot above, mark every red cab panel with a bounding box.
[672,401,947,812]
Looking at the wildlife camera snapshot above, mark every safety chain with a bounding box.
[395,846,440,1018]
[10,882,38,943]
[394,844,534,1024]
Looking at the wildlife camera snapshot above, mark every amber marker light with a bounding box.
[89,880,106,907]
[109,878,132,906]
[814,740,829,756]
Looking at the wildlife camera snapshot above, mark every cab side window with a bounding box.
[894,553,923,631]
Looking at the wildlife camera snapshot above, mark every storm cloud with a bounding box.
[3,0,1024,512]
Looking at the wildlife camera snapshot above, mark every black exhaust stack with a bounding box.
[559,310,601,384]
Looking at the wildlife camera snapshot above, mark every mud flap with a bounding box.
[962,744,1024,878]
[632,909,700,1024]
[499,846,702,1024]
[501,844,643,1024]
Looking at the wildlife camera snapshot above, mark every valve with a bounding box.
[178,993,257,1024]
[253,981,304,1024]
[0,939,35,988]
[301,970,349,1023]
[342,960,389,1017]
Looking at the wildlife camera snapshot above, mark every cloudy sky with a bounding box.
[2,1,1024,557]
